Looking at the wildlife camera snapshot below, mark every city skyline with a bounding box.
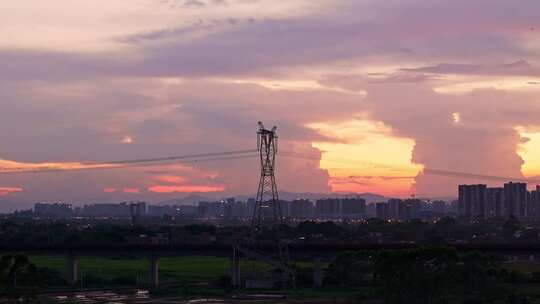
[21,179,540,223]
[2,0,540,207]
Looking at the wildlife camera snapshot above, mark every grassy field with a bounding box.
[30,255,309,287]
[31,255,233,286]
[27,256,540,301]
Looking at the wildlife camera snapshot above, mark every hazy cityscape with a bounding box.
[12,181,540,223]
[2,179,540,302]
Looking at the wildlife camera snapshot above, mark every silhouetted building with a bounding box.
[315,198,366,219]
[340,198,366,218]
[403,199,423,220]
[529,186,540,220]
[147,205,177,217]
[316,199,341,218]
[372,198,428,221]
[486,187,504,218]
[130,202,146,223]
[198,201,224,218]
[177,205,198,216]
[458,184,487,219]
[224,198,247,219]
[375,202,389,220]
[504,182,527,218]
[242,198,254,218]
[388,199,401,219]
[34,202,73,218]
[82,203,131,217]
[288,199,313,219]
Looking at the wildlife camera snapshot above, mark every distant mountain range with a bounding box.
[157,192,389,206]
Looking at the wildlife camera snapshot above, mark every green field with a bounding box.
[30,255,309,287]
[26,256,540,301]
[31,255,234,286]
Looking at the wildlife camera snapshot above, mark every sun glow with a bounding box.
[452,112,461,124]
[517,127,540,177]
[307,120,422,196]
[121,136,134,144]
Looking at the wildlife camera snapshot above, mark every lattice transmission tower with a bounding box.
[230,122,293,291]
[251,121,283,228]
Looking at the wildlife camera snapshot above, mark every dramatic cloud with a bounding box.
[1,0,540,209]
[322,73,540,195]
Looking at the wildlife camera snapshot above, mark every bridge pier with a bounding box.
[148,254,159,288]
[66,253,79,287]
[313,257,324,288]
[230,247,241,288]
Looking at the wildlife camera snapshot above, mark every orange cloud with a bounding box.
[103,187,116,193]
[308,120,421,197]
[0,158,121,173]
[153,175,187,184]
[123,187,140,194]
[148,185,225,193]
[0,187,23,196]
[329,178,414,198]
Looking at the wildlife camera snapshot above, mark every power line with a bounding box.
[83,148,258,165]
[3,147,539,185]
[0,151,259,174]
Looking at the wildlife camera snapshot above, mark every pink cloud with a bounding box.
[123,187,140,194]
[148,185,225,193]
[0,187,22,196]
[153,175,187,184]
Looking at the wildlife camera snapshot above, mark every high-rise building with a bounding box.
[289,199,313,219]
[458,184,487,219]
[279,200,291,218]
[223,198,247,219]
[340,198,366,218]
[528,186,540,220]
[485,187,504,218]
[197,201,224,218]
[375,202,389,220]
[315,198,366,219]
[387,199,402,219]
[34,202,73,218]
[82,203,131,217]
[147,205,176,217]
[403,199,423,220]
[503,182,527,218]
[316,199,341,218]
[177,205,198,216]
[243,198,256,220]
[130,202,147,223]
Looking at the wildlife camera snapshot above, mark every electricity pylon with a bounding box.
[231,122,293,291]
[251,121,282,228]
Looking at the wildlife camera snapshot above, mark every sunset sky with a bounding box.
[1,0,540,209]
